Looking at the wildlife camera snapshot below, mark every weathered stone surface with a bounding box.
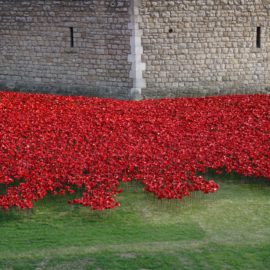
[139,0,270,98]
[1,0,270,99]
[0,0,133,98]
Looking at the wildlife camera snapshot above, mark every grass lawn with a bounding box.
[0,173,270,270]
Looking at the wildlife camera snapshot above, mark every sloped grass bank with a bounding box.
[1,174,270,270]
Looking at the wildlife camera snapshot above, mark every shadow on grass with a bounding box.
[199,169,270,189]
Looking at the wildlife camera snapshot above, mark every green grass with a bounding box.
[1,174,270,270]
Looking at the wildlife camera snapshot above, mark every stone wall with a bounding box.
[1,0,270,99]
[0,0,132,99]
[139,0,270,98]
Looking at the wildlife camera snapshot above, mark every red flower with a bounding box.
[0,91,269,210]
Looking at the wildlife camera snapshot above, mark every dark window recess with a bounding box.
[70,27,74,48]
[256,27,261,48]
[169,28,173,33]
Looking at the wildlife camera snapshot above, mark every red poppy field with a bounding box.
[0,91,269,211]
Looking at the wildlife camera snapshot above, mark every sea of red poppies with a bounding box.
[0,91,269,210]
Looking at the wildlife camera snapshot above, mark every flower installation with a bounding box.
[0,91,269,210]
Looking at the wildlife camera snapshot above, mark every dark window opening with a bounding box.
[70,27,74,48]
[256,27,261,48]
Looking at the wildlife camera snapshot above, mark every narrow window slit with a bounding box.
[256,27,261,48]
[70,27,74,48]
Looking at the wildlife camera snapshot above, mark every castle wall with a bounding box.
[0,0,132,99]
[1,0,270,99]
[139,0,270,98]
